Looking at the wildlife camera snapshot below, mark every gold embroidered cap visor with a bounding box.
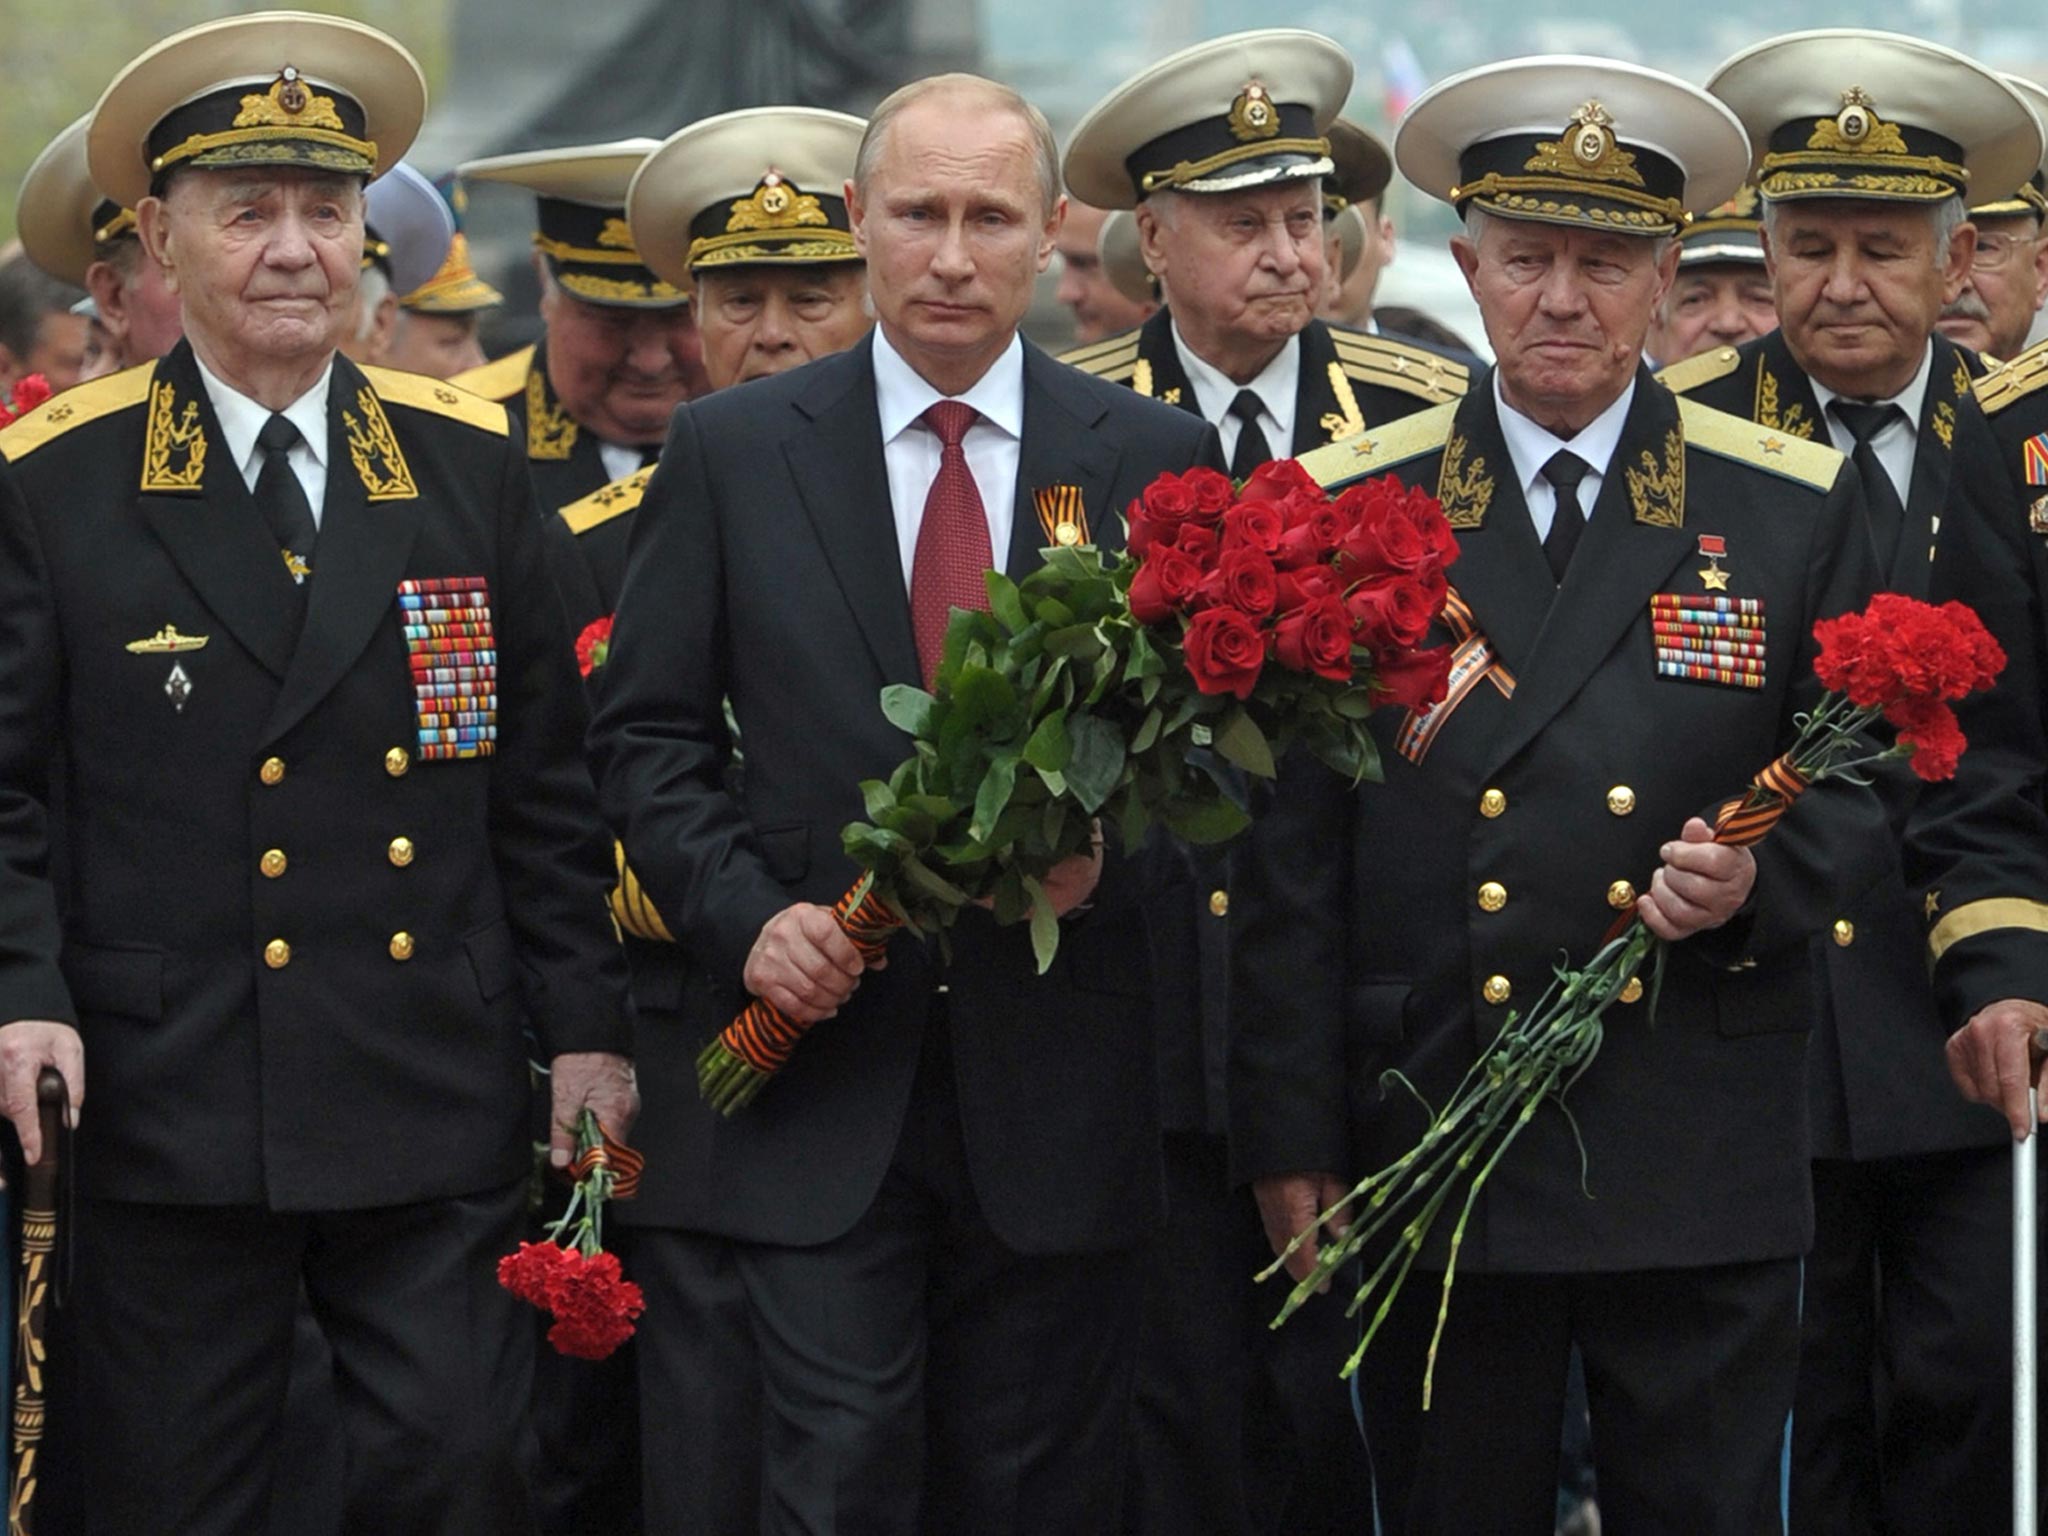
[1062,28,1352,211]
[1969,74,2048,220]
[401,234,504,314]
[1678,185,1765,267]
[461,139,686,308]
[625,106,867,291]
[1397,56,1750,238]
[1707,30,2043,207]
[364,161,454,296]
[17,114,133,287]
[87,11,425,209]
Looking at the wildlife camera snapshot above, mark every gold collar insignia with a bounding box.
[1437,427,1493,529]
[1755,365,1815,440]
[140,379,208,492]
[1627,426,1685,528]
[1320,363,1366,442]
[345,387,417,500]
[525,364,579,461]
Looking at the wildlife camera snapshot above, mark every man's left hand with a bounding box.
[1041,826,1105,917]
[548,1051,639,1169]
[1637,816,1756,941]
[1945,997,2048,1140]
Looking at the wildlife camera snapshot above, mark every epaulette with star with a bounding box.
[1295,398,1458,488]
[1655,344,1743,394]
[1676,398,1842,492]
[0,363,153,460]
[1328,329,1469,405]
[1970,337,2048,417]
[560,467,653,535]
[359,365,509,437]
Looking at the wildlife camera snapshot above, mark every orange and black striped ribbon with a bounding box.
[717,878,903,1076]
[1711,754,1810,848]
[568,1119,647,1202]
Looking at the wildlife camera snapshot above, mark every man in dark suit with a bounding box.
[590,72,1216,1534]
[0,18,634,1535]
[1668,34,2048,1530]
[1234,59,1892,1532]
[1056,32,1445,1533]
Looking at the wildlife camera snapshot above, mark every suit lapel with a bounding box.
[135,344,300,680]
[784,339,921,688]
[1009,342,1123,573]
[1141,308,1198,414]
[1894,338,1967,597]
[1292,321,1343,455]
[1483,373,1694,776]
[260,357,424,746]
[1430,384,1551,676]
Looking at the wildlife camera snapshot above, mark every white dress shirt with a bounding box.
[874,328,1024,590]
[598,440,647,484]
[1810,340,1933,508]
[1172,321,1299,465]
[1493,372,1637,542]
[193,352,332,528]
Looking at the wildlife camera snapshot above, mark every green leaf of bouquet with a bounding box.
[1041,797,1069,847]
[1330,686,1375,720]
[1023,874,1061,975]
[1032,596,1077,628]
[1065,712,1127,812]
[859,778,897,821]
[949,665,1018,729]
[992,864,1030,925]
[1122,627,1167,682]
[1213,708,1277,779]
[1118,788,1153,850]
[898,855,971,907]
[877,804,938,845]
[986,571,1029,633]
[1044,623,1104,660]
[880,685,937,739]
[970,752,1021,843]
[1163,795,1253,844]
[1022,707,1072,772]
[1130,706,1164,755]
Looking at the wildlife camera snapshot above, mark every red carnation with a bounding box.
[1182,607,1267,699]
[1372,643,1455,712]
[543,1248,647,1361]
[1884,695,1968,782]
[1273,595,1356,682]
[1222,500,1286,556]
[1196,547,1281,618]
[497,1240,575,1308]
[1129,548,1206,623]
[575,615,615,678]
[1814,594,2005,707]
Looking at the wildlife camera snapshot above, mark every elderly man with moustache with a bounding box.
[1645,184,1777,366]
[1937,75,2048,365]
[1234,57,1894,1533]
[591,72,1216,1534]
[1665,33,2048,1530]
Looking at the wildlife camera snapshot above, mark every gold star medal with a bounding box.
[1696,533,1729,591]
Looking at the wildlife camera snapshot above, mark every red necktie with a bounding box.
[908,400,993,689]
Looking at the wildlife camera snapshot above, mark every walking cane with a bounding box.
[2019,1031,2046,1536]
[9,1069,66,1536]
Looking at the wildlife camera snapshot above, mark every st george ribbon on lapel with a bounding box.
[397,576,498,759]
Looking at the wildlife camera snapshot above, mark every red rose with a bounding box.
[1274,566,1340,610]
[1182,607,1267,699]
[1128,548,1205,623]
[1141,475,1197,524]
[1174,521,1221,563]
[575,615,615,678]
[1337,504,1431,580]
[1345,573,1443,651]
[1372,643,1455,712]
[1238,457,1319,503]
[1222,500,1286,555]
[1272,499,1348,569]
[1273,595,1356,681]
[1182,467,1236,519]
[1197,547,1280,618]
[1884,695,1968,782]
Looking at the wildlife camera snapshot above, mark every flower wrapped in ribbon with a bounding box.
[695,463,1461,1113]
[497,1107,646,1359]
[1262,593,2007,1407]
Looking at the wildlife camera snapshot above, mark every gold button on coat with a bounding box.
[389,932,415,961]
[1832,919,1855,947]
[1208,889,1229,918]
[1477,881,1507,913]
[388,837,415,868]
[1619,977,1645,1004]
[1606,785,1635,816]
[260,757,286,786]
[264,938,291,969]
[1479,788,1507,818]
[1607,880,1637,910]
[1483,975,1511,1005]
[259,849,287,879]
[385,747,410,777]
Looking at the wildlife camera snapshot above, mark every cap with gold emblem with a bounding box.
[1397,56,1750,237]
[87,11,425,210]
[18,115,134,287]
[363,161,454,297]
[461,139,683,308]
[1708,30,2043,207]
[1324,117,1393,220]
[625,107,866,292]
[1678,183,1765,267]
[400,179,503,314]
[1970,75,2048,221]
[1064,29,1352,211]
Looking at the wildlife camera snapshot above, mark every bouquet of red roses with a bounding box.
[695,461,1460,1113]
[1262,593,2006,1407]
[497,1108,646,1360]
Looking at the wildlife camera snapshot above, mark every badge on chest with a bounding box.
[397,577,498,760]
[1650,590,1766,690]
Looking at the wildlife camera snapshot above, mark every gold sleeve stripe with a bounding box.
[1928,897,2048,964]
[1677,397,1842,492]
[447,344,535,404]
[1295,398,1458,488]
[1655,345,1743,394]
[0,363,153,460]
[1059,338,1142,377]
[1057,328,1143,369]
[610,843,675,943]
[358,365,509,437]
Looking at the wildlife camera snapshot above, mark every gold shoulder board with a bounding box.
[0,364,153,461]
[1655,345,1743,395]
[1677,397,1841,492]
[447,344,535,404]
[1058,330,1142,379]
[1970,337,2048,417]
[359,366,510,437]
[561,467,653,535]
[1295,398,1458,488]
[1329,331,1470,404]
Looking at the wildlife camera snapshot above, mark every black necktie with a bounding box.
[255,413,318,591]
[1227,389,1272,480]
[1828,400,1906,570]
[1540,450,1590,583]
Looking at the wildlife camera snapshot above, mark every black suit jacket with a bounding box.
[590,335,1219,1251]
[1673,331,2025,1157]
[1231,370,1891,1271]
[0,342,630,1209]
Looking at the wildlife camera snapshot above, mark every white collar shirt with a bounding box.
[193,351,333,528]
[1810,340,1933,508]
[1493,371,1637,542]
[1171,321,1299,466]
[873,328,1025,590]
